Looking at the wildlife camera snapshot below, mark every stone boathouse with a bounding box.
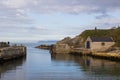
[85,36,115,51]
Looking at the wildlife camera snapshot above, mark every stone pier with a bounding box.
[0,46,26,62]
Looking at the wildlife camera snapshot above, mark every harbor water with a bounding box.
[0,41,120,80]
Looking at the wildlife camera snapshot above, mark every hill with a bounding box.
[57,27,120,47]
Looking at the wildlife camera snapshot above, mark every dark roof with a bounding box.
[90,37,114,42]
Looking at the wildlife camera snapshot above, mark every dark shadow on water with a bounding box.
[0,56,26,78]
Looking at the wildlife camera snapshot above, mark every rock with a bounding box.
[56,36,84,48]
[50,35,85,54]
[35,44,51,50]
[50,44,72,54]
[57,37,71,44]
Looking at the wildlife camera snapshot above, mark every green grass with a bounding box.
[80,29,109,42]
[57,27,120,47]
[79,27,120,47]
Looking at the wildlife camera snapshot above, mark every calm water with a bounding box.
[0,41,120,80]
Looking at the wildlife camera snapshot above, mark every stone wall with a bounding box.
[0,46,26,61]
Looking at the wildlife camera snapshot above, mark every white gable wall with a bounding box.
[85,37,92,48]
[90,42,115,51]
[85,37,115,51]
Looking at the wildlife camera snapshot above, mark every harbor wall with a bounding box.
[0,46,26,62]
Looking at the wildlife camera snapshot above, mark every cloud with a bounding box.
[95,18,120,24]
[92,17,120,28]
[1,0,28,8]
[29,0,120,15]
[1,0,120,14]
[0,0,120,22]
[0,0,120,41]
[34,26,47,30]
[95,14,110,19]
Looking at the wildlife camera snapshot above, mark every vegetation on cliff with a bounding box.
[57,27,120,47]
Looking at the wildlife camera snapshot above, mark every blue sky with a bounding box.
[0,0,120,42]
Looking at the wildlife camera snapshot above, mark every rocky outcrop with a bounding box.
[35,44,51,50]
[51,44,72,54]
[56,36,85,48]
[57,37,71,44]
[50,35,85,54]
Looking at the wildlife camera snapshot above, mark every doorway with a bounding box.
[86,41,90,49]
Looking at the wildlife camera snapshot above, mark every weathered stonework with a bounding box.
[0,46,26,61]
[0,42,9,48]
[51,44,72,54]
[0,42,26,62]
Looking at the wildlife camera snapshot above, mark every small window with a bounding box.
[101,42,105,46]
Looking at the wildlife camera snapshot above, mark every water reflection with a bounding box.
[0,41,120,80]
[0,57,26,79]
[51,53,120,76]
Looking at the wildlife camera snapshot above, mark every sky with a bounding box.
[0,0,120,42]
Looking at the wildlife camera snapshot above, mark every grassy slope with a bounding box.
[57,27,120,47]
[80,27,120,47]
[80,29,109,42]
[108,27,120,47]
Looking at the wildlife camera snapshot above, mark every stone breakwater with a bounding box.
[0,46,26,62]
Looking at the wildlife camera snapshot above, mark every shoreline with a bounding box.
[50,44,120,62]
[70,51,120,62]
